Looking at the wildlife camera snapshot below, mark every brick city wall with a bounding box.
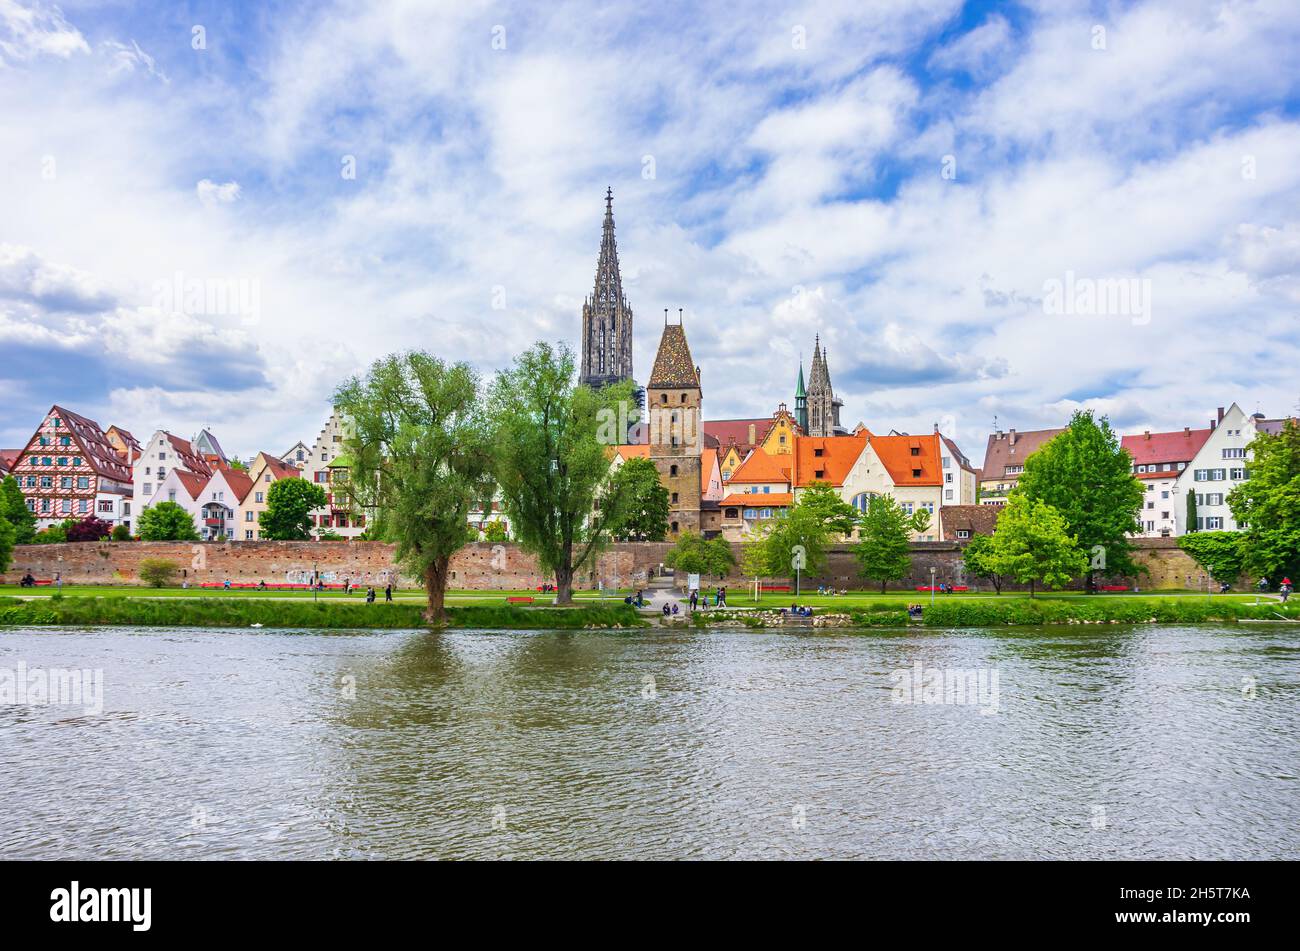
[2,536,1197,591]
[0,540,677,590]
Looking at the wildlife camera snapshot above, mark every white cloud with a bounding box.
[0,0,87,63]
[196,179,242,206]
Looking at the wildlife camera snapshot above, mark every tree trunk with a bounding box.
[423,557,449,624]
[555,541,575,605]
[880,580,887,594]
[1029,579,1036,599]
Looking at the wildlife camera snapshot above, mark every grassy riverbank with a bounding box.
[691,596,1300,628]
[0,597,644,630]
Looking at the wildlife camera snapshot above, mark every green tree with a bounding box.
[961,532,1004,594]
[1015,410,1144,589]
[137,501,199,541]
[1228,420,1300,581]
[138,557,180,587]
[110,524,132,541]
[797,481,860,536]
[483,519,510,543]
[336,352,495,622]
[854,495,928,593]
[488,342,639,605]
[1185,488,1198,534]
[0,517,14,573]
[609,457,670,541]
[0,475,36,544]
[664,530,735,579]
[744,503,831,586]
[1178,531,1246,586]
[260,478,329,541]
[984,495,1087,597]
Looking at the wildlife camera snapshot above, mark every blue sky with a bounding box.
[2,0,1299,464]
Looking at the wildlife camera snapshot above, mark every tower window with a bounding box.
[661,393,668,404]
[671,492,679,503]
[680,394,686,403]
[671,521,679,533]
[670,465,678,476]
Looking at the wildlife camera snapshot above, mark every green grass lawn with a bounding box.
[0,584,629,605]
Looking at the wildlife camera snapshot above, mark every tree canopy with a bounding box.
[664,531,735,579]
[487,342,638,604]
[138,501,199,541]
[0,475,36,544]
[797,481,860,537]
[335,351,495,621]
[1178,531,1247,585]
[1228,420,1300,581]
[1015,410,1144,586]
[981,495,1086,597]
[609,456,670,541]
[260,477,329,541]
[854,495,929,592]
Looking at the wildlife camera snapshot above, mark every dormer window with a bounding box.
[910,447,919,456]
[912,468,922,478]
[813,448,824,457]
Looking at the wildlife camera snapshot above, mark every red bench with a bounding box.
[917,585,969,592]
[761,585,793,592]
[507,596,534,605]
[1100,585,1129,592]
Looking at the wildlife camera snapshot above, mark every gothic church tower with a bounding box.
[579,188,634,389]
[806,335,844,437]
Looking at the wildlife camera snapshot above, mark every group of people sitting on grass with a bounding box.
[622,590,647,607]
[906,604,925,620]
[780,604,815,618]
[815,586,849,596]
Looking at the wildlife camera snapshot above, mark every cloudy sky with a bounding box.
[2,0,1298,465]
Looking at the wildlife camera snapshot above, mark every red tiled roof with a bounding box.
[704,418,773,453]
[0,449,18,473]
[164,433,213,476]
[172,469,210,501]
[979,427,1065,482]
[49,405,133,483]
[720,492,793,508]
[941,504,1001,540]
[1121,428,1212,468]
[792,433,868,487]
[869,433,944,486]
[215,468,255,503]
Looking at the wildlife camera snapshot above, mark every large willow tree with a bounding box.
[488,342,637,604]
[335,352,494,622]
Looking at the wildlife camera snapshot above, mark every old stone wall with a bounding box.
[1,537,1198,591]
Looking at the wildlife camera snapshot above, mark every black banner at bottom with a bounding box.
[0,859,1286,938]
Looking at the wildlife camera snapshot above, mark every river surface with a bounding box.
[0,624,1296,860]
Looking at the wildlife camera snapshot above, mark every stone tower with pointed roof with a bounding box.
[579,188,634,390]
[647,314,702,535]
[806,335,844,437]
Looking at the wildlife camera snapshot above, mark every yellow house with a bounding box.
[236,452,306,540]
[758,404,799,456]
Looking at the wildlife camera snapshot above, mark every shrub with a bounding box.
[110,524,132,541]
[138,558,180,588]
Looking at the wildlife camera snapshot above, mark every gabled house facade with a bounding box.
[239,452,305,540]
[978,427,1066,504]
[132,431,212,528]
[10,405,135,529]
[1122,425,1212,537]
[1171,403,1259,534]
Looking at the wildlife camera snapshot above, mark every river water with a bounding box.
[0,624,1296,860]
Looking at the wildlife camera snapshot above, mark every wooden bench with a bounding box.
[1100,585,1129,592]
[761,585,793,592]
[507,596,534,605]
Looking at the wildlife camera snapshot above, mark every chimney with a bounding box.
[1217,406,1225,423]
[747,423,756,445]
[1009,428,1017,446]
[1210,418,1216,431]
[1144,430,1150,440]
[1183,426,1190,437]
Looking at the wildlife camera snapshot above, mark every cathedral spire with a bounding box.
[580,188,634,389]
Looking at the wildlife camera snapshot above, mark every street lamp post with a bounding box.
[313,561,319,604]
[930,566,937,607]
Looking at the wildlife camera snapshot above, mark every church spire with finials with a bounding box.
[805,334,843,437]
[580,187,635,389]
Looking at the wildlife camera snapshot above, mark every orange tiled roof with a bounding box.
[612,444,651,461]
[727,448,792,485]
[720,492,793,508]
[869,433,944,486]
[792,433,868,487]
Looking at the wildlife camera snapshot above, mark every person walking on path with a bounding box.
[365,586,376,603]
[384,583,393,602]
